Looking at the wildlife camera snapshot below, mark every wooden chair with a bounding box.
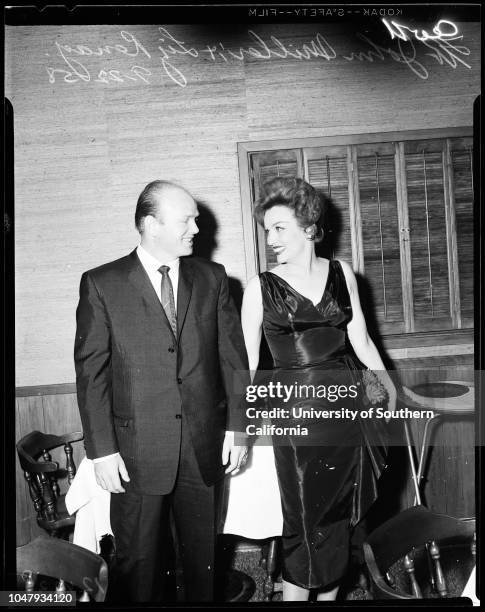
[17,431,83,538]
[363,505,475,599]
[17,535,108,602]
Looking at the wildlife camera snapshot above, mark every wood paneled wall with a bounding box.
[5,22,480,387]
[16,355,475,546]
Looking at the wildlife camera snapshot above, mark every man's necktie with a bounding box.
[158,265,177,338]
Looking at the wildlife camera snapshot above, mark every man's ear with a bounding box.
[143,215,156,236]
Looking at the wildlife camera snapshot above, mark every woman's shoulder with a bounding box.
[330,258,352,273]
[244,269,280,301]
[257,265,287,284]
[332,259,357,291]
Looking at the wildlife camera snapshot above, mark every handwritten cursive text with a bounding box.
[45,24,473,87]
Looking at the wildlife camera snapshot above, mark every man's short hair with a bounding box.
[135,180,189,233]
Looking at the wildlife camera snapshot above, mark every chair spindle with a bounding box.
[38,473,57,522]
[404,554,422,598]
[262,538,278,601]
[64,443,76,485]
[23,571,36,593]
[79,590,91,602]
[43,450,60,497]
[429,540,447,597]
[24,472,43,518]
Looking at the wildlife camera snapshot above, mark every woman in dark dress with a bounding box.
[241,177,397,601]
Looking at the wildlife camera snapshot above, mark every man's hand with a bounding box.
[222,431,248,476]
[94,454,130,493]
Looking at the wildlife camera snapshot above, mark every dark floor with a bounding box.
[228,542,370,602]
[26,537,475,604]
[226,538,475,603]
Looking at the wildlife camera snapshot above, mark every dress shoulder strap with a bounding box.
[257,270,274,299]
[330,259,352,313]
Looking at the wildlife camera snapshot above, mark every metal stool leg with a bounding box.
[403,420,422,506]
[414,415,441,506]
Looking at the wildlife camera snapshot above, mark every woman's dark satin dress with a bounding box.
[259,260,384,590]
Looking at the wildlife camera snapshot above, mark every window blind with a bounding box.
[404,140,452,331]
[356,145,404,333]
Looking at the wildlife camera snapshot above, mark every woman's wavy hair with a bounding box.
[253,177,326,242]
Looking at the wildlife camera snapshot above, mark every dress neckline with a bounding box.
[266,260,333,308]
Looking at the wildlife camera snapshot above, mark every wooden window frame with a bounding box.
[237,127,473,353]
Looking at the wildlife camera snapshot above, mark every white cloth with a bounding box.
[65,457,112,554]
[67,447,283,546]
[222,441,283,539]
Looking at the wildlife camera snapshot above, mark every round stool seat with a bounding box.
[401,381,474,416]
[411,382,471,398]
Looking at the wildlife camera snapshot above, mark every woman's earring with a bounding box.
[315,228,324,242]
[306,227,316,241]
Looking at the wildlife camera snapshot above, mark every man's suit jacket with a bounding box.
[74,250,248,495]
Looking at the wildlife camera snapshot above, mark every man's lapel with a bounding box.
[177,257,194,343]
[126,249,175,337]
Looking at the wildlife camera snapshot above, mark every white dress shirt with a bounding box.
[136,243,180,309]
[93,245,180,464]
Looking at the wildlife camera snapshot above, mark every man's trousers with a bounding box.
[108,415,219,602]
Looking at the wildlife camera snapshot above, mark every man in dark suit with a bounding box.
[74,180,249,602]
